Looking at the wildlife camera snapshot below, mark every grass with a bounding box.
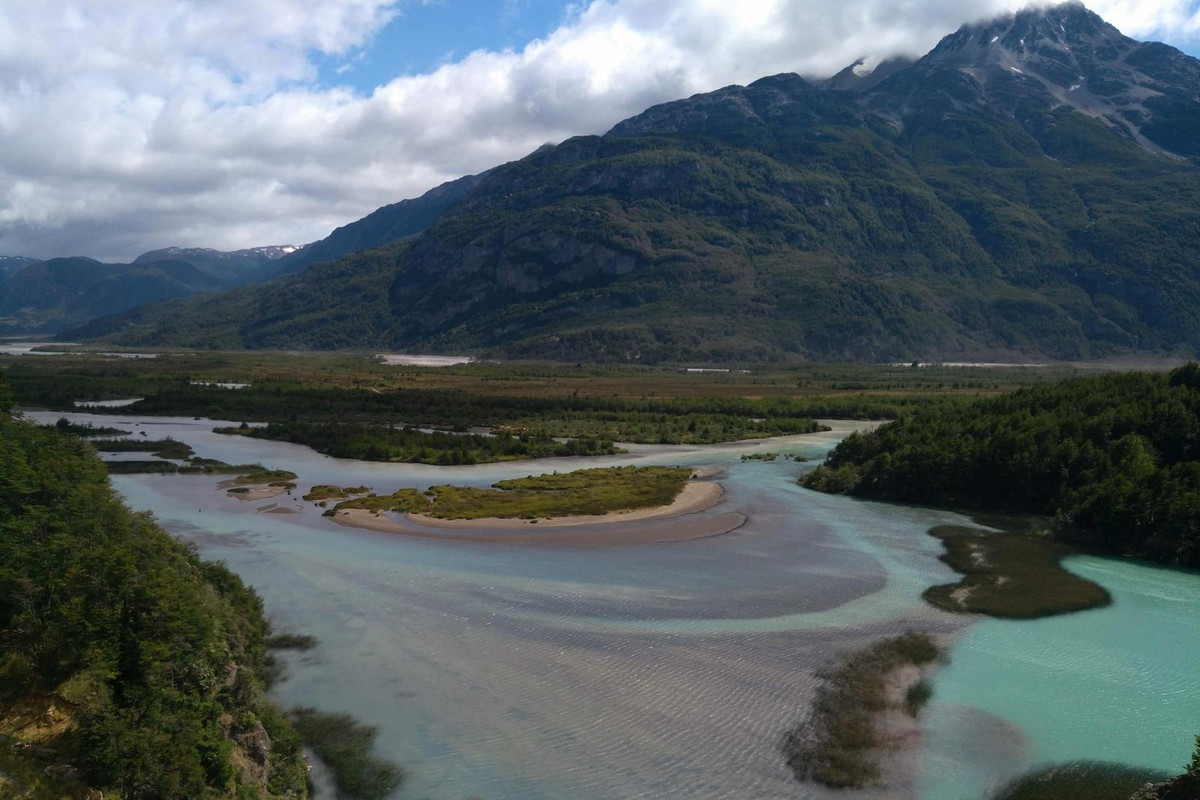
[335,466,693,520]
[922,523,1112,619]
[991,761,1171,800]
[290,708,403,800]
[783,632,942,789]
[303,484,370,502]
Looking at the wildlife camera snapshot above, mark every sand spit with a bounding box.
[329,508,747,546]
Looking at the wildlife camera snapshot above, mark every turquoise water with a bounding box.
[921,556,1200,799]
[27,410,1200,799]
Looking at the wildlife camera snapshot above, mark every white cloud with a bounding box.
[0,0,1196,261]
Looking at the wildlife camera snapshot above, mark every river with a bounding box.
[27,410,1200,799]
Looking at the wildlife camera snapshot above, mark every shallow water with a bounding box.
[26,410,1200,799]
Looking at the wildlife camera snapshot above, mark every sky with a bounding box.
[1,0,1198,262]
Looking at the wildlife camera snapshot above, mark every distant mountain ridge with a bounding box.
[0,244,308,334]
[0,256,228,334]
[74,2,1200,362]
[133,244,305,283]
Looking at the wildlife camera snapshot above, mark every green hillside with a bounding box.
[75,4,1200,363]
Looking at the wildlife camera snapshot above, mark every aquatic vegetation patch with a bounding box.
[290,708,403,800]
[923,525,1111,619]
[783,632,942,789]
[991,761,1172,800]
[232,469,299,485]
[335,466,693,520]
[265,633,317,651]
[303,484,370,502]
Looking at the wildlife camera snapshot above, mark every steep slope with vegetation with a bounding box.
[269,171,486,275]
[78,4,1200,362]
[802,364,1200,568]
[0,373,308,798]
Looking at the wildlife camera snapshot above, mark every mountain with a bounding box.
[269,171,487,275]
[75,2,1200,363]
[1,256,230,334]
[0,255,37,274]
[132,244,304,283]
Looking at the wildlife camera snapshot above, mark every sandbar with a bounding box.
[326,479,744,546]
[330,508,746,546]
[224,485,292,502]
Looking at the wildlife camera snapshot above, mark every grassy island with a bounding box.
[335,465,694,520]
[94,437,195,459]
[922,524,1111,619]
[783,632,942,789]
[303,484,370,502]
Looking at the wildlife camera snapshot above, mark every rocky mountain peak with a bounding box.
[854,1,1200,157]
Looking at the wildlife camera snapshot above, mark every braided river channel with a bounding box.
[33,411,1200,800]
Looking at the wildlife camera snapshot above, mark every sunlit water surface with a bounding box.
[29,411,1200,800]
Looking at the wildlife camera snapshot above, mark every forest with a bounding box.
[803,365,1200,568]
[0,373,309,798]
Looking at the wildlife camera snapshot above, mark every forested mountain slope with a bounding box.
[78,3,1200,363]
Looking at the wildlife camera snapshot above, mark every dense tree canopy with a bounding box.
[804,366,1200,567]
[0,372,307,798]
